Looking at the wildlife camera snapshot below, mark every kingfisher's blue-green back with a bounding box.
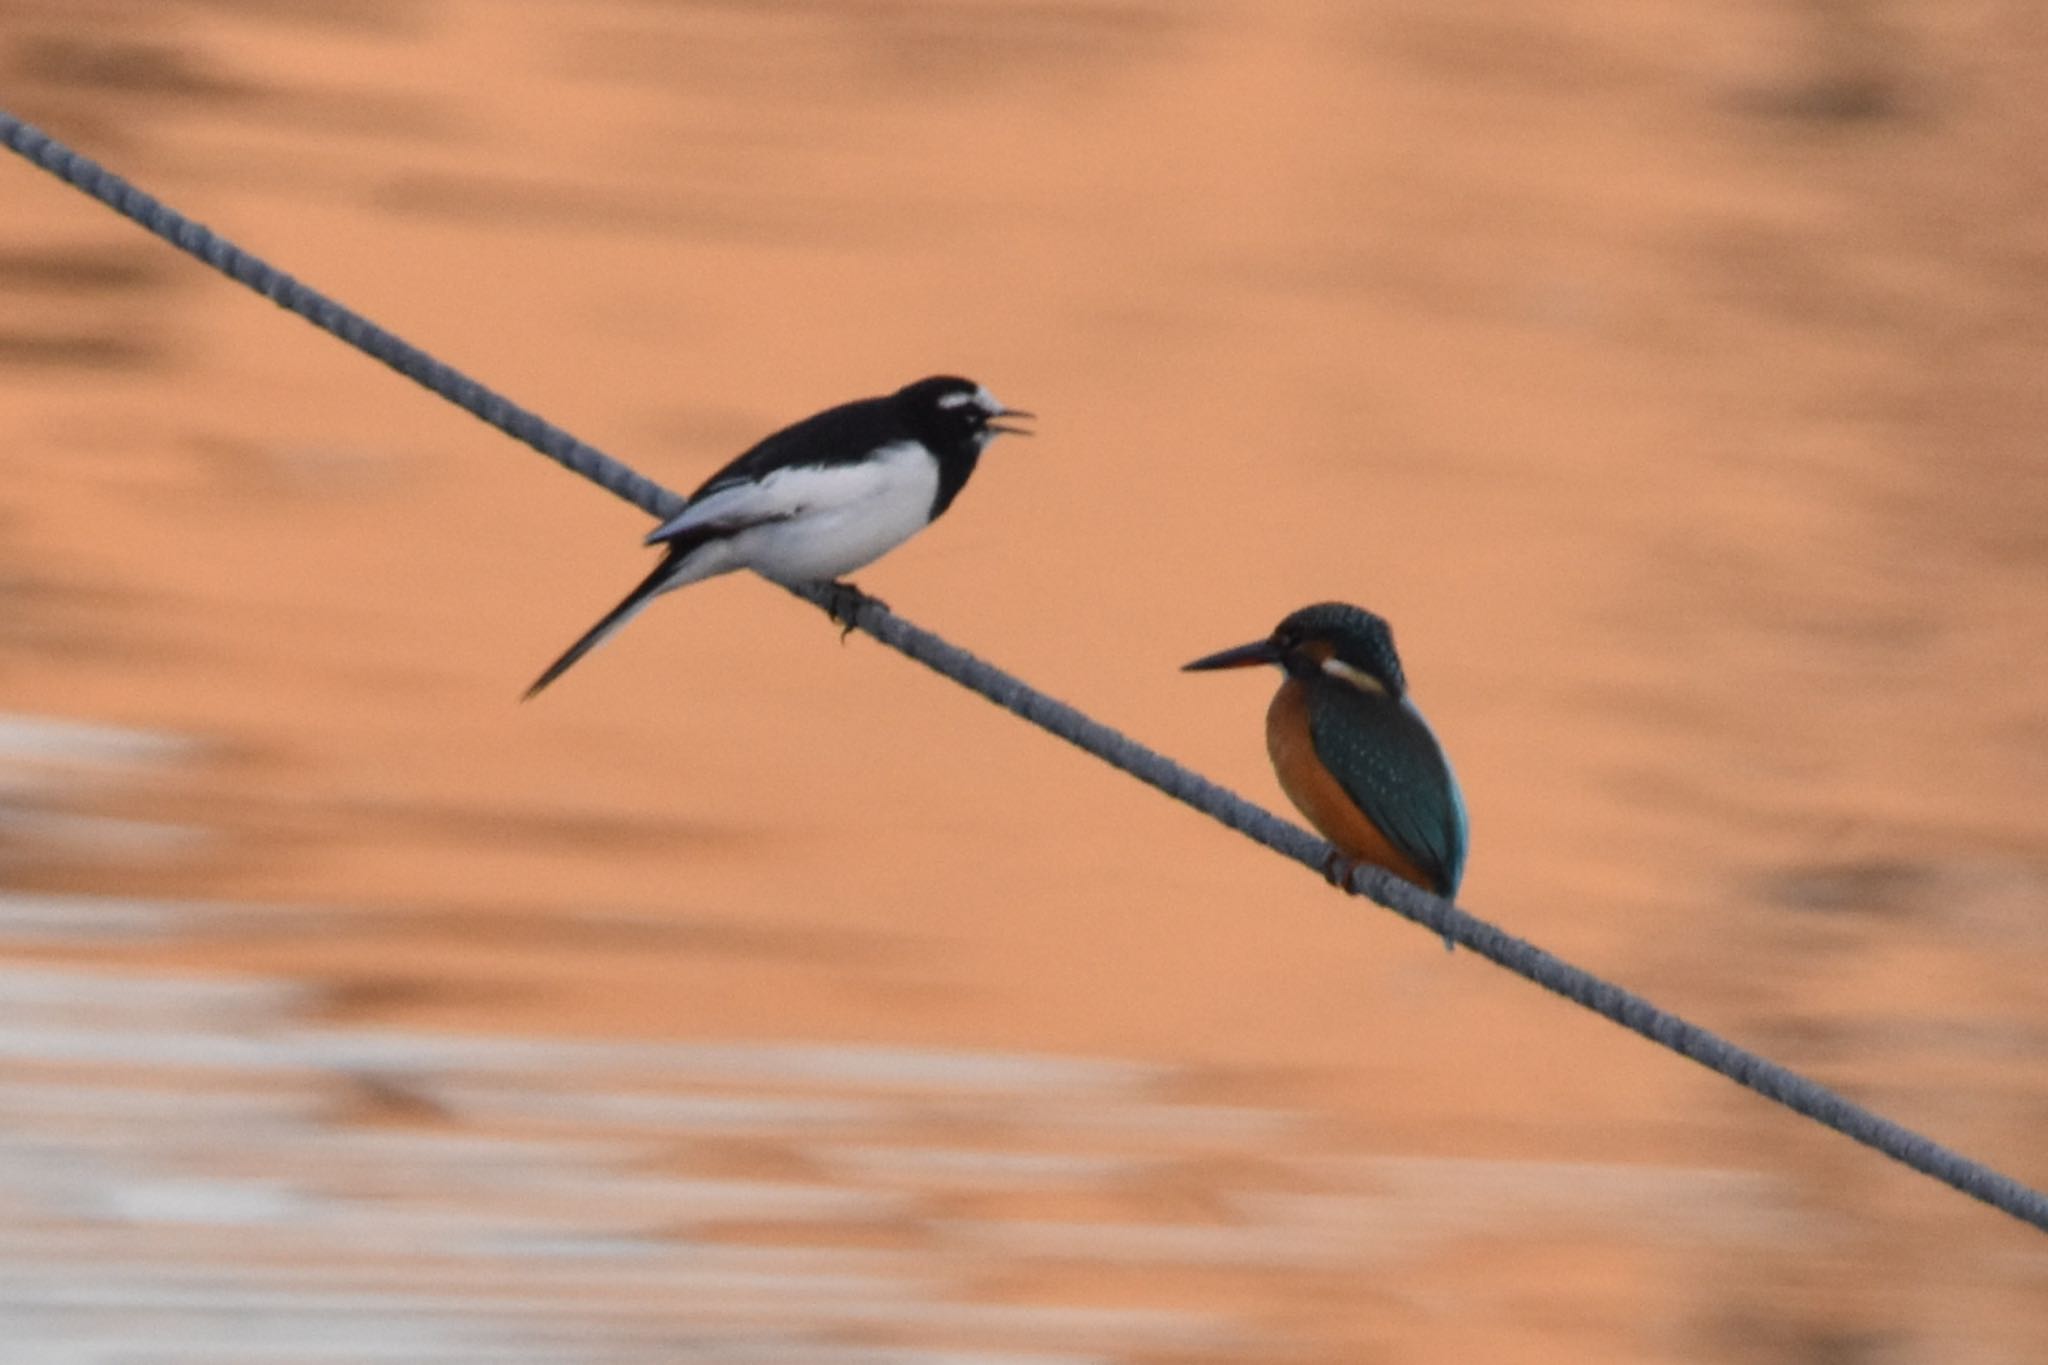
[1303,678,1469,898]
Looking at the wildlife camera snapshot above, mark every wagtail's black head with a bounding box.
[895,375,1033,459]
[1183,601,1408,699]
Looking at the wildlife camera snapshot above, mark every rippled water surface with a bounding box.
[2,1,2045,1360]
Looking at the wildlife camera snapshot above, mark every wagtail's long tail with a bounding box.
[523,556,679,699]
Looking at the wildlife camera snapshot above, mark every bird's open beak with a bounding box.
[989,407,1034,437]
[1182,637,1281,672]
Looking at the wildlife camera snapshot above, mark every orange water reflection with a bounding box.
[1,0,2044,1360]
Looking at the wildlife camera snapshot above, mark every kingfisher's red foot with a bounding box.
[1321,851,1360,890]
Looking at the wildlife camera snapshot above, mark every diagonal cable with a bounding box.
[4,108,2043,1234]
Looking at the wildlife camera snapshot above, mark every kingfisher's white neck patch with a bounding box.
[1320,657,1388,696]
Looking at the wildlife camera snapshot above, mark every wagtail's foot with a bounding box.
[822,580,882,639]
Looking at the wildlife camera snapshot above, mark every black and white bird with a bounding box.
[525,375,1030,697]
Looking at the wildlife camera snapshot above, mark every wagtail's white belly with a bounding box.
[672,440,942,586]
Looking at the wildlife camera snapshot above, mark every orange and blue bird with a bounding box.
[1184,602,1468,901]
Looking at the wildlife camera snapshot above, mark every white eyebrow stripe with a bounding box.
[1320,657,1387,695]
[936,391,975,409]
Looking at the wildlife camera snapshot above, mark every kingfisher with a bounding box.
[525,375,1030,697]
[1184,602,1468,901]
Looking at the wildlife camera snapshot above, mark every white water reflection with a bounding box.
[0,822,1789,1363]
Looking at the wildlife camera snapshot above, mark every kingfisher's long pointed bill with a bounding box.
[990,407,1034,436]
[1182,638,1281,672]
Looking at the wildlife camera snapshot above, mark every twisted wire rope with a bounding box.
[5,109,2042,1233]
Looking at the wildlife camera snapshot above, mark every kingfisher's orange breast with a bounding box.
[1265,678,1435,893]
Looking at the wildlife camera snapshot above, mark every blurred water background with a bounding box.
[1,0,2044,1360]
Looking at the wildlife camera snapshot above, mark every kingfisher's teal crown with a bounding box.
[1276,602,1407,696]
